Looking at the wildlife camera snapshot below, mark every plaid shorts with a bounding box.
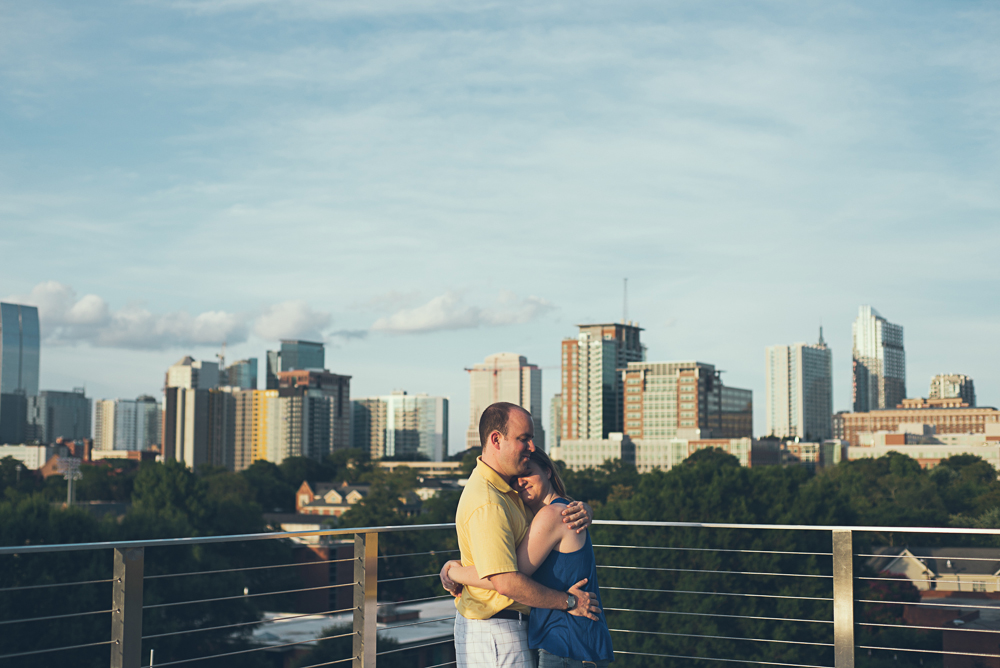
[454,612,536,668]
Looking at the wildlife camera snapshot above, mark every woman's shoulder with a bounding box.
[533,502,570,527]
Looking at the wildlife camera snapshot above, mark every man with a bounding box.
[447,402,599,667]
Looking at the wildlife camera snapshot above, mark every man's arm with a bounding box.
[561,501,594,533]
[488,572,600,620]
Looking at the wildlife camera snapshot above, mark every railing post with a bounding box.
[832,529,854,668]
[110,547,144,668]
[353,532,378,668]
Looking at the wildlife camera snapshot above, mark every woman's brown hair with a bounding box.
[528,449,571,500]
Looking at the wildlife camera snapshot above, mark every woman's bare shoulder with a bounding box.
[533,503,571,528]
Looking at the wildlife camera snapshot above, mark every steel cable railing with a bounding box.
[3,520,1000,667]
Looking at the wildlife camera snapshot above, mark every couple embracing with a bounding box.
[439,402,614,668]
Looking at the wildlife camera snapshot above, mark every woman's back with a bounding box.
[528,499,613,662]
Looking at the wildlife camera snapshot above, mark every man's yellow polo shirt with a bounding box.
[454,457,532,619]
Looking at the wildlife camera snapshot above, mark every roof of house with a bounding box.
[868,547,1000,577]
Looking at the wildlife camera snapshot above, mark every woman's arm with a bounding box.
[445,563,495,590]
[514,504,573,575]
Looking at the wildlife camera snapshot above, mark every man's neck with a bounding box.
[480,454,512,483]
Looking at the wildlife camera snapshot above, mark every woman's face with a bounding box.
[515,460,551,504]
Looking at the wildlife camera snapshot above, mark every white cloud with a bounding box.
[253,300,331,342]
[371,291,554,334]
[7,281,249,350]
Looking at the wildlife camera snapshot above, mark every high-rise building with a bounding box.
[26,389,91,443]
[561,322,644,441]
[93,396,162,451]
[352,391,449,461]
[622,361,752,440]
[0,302,40,443]
[277,369,351,459]
[929,374,975,407]
[231,389,282,470]
[765,330,833,439]
[839,397,1000,446]
[265,341,325,389]
[225,358,258,390]
[852,306,905,412]
[549,393,562,452]
[465,353,544,450]
[163,356,225,468]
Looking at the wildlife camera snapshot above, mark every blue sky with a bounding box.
[2,0,998,453]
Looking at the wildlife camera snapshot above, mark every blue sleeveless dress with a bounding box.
[528,499,614,662]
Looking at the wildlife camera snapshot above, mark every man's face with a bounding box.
[495,409,535,479]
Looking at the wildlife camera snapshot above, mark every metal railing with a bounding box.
[2,520,999,667]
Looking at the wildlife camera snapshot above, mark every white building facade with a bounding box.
[852,306,905,412]
[465,353,543,450]
[765,331,833,440]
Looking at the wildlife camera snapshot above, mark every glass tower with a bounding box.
[0,302,40,396]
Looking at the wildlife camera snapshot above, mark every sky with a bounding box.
[1,0,998,454]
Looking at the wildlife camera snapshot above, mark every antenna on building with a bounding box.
[622,278,628,323]
[819,322,825,346]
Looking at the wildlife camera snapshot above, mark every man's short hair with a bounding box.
[479,402,528,447]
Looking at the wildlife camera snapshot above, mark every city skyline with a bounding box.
[2,1,997,453]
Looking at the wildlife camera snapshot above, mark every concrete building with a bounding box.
[847,422,1000,469]
[353,390,448,461]
[839,397,1000,446]
[852,305,905,412]
[622,361,752,441]
[561,322,644,442]
[549,393,562,452]
[0,302,40,444]
[266,340,324,389]
[165,356,219,390]
[94,396,161,451]
[225,358,258,390]
[162,356,229,469]
[929,374,975,407]
[551,433,777,472]
[464,353,543,450]
[26,389,91,443]
[277,369,352,460]
[231,388,281,471]
[0,444,53,469]
[765,330,833,440]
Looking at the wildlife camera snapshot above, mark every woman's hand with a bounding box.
[561,501,594,534]
[439,560,463,597]
[566,578,602,620]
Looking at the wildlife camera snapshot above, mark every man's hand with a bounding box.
[439,560,463,597]
[566,578,601,620]
[561,501,594,534]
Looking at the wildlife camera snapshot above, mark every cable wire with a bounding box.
[379,573,440,583]
[138,631,355,667]
[612,649,831,668]
[376,639,453,656]
[0,577,113,593]
[602,585,832,602]
[379,550,459,560]
[598,564,831,579]
[0,639,114,660]
[857,598,1000,610]
[604,606,831,624]
[857,645,999,659]
[294,657,357,668]
[145,558,354,580]
[143,582,353,609]
[142,607,356,639]
[0,608,111,626]
[609,628,834,647]
[859,621,1000,635]
[594,544,831,557]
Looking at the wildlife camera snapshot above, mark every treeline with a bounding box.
[2,448,997,667]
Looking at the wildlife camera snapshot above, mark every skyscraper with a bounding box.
[163,356,226,468]
[622,361,753,440]
[265,341,325,389]
[765,330,833,439]
[225,358,258,390]
[0,302,40,443]
[929,374,975,406]
[465,353,544,450]
[94,396,162,451]
[26,389,92,444]
[561,322,643,441]
[353,391,449,461]
[852,306,905,411]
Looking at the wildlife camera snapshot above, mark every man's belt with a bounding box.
[491,609,528,621]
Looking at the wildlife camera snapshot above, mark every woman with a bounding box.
[442,449,614,668]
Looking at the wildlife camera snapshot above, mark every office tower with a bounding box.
[561,322,644,441]
[352,391,449,461]
[852,306,905,411]
[277,369,351,459]
[26,389,92,443]
[231,389,281,471]
[549,393,562,452]
[265,341,325,389]
[929,374,975,407]
[93,396,162,451]
[622,361,753,440]
[0,303,40,443]
[163,356,225,468]
[465,353,544,450]
[225,358,258,390]
[765,330,833,439]
[165,356,219,390]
